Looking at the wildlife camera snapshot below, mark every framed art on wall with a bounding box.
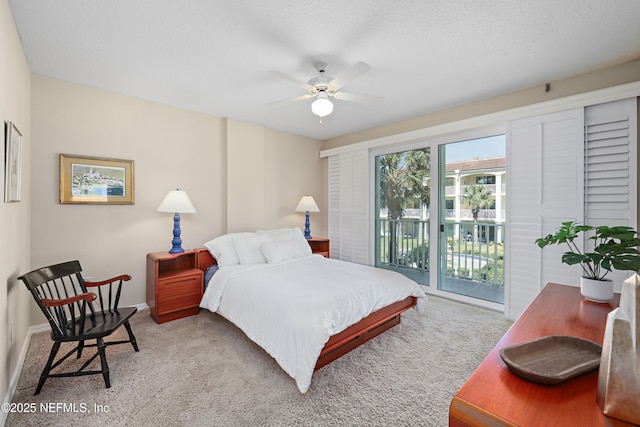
[59,154,135,204]
[4,121,23,203]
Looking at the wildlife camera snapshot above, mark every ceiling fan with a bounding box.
[267,61,383,119]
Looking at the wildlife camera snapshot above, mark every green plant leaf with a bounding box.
[536,220,640,279]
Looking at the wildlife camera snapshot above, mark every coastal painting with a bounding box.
[60,154,134,204]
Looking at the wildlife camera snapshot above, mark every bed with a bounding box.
[196,228,428,393]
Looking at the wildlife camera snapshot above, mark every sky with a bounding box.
[443,135,505,162]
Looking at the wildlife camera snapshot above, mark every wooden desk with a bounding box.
[449,283,635,427]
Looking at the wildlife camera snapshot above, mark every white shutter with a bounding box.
[584,98,637,286]
[507,122,542,319]
[506,109,583,319]
[585,99,636,225]
[507,99,637,319]
[328,149,369,264]
[328,156,341,259]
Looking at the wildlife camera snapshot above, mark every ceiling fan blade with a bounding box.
[269,70,314,92]
[334,91,383,104]
[266,94,314,107]
[328,62,371,90]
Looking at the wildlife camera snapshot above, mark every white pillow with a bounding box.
[233,235,267,265]
[256,228,294,239]
[261,239,306,264]
[203,232,256,267]
[257,228,311,256]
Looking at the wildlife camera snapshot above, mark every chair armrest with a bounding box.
[41,292,97,307]
[84,274,132,288]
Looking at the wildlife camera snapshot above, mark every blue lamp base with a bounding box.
[303,210,312,239]
[169,213,185,253]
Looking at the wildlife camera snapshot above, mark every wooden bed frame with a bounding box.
[194,248,417,370]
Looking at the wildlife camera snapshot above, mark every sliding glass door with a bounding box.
[374,134,505,305]
[437,136,505,304]
[375,148,431,285]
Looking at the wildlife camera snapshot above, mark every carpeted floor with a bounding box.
[7,296,512,427]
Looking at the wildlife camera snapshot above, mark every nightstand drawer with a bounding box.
[157,291,201,314]
[157,271,202,298]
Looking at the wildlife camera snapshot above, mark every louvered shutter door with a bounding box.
[328,149,369,264]
[328,156,341,259]
[584,98,637,285]
[506,109,583,319]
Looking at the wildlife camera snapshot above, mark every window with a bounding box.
[476,175,496,185]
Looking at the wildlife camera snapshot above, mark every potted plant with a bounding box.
[535,221,640,302]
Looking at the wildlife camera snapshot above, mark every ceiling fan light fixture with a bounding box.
[311,91,333,117]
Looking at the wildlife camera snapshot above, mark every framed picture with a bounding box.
[59,154,135,204]
[4,121,23,203]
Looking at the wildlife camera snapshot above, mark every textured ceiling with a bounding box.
[9,0,640,140]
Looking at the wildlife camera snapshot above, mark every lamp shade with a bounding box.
[157,190,196,213]
[295,195,319,213]
[311,92,334,117]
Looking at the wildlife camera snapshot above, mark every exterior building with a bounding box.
[444,156,506,242]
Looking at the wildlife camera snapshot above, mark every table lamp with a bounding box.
[295,195,320,239]
[157,189,196,253]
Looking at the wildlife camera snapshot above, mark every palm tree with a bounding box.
[461,184,493,241]
[378,149,430,263]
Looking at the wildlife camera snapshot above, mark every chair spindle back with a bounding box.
[19,261,92,338]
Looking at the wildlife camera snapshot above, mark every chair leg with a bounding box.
[35,341,61,395]
[124,321,139,352]
[96,338,111,389]
[77,340,85,358]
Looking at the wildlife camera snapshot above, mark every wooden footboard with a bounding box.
[315,295,417,370]
[195,248,417,370]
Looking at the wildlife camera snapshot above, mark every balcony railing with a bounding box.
[377,218,504,287]
[444,209,506,220]
[378,218,430,273]
[444,183,505,196]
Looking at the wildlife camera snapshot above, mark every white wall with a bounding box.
[0,0,31,416]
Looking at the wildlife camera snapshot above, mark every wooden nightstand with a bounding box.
[146,250,204,324]
[307,237,330,258]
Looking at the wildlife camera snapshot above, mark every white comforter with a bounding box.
[199,255,427,393]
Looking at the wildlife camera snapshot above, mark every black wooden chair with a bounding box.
[18,260,139,395]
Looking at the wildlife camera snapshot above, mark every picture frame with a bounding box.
[59,154,135,204]
[4,121,23,203]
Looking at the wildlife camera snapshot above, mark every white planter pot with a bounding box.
[580,277,614,303]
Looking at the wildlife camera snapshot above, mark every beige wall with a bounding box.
[3,67,325,408]
[3,0,637,408]
[227,119,327,234]
[324,59,640,150]
[31,75,227,316]
[31,76,326,322]
[0,0,31,412]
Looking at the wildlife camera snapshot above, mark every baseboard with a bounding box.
[1,322,41,427]
[1,302,149,427]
